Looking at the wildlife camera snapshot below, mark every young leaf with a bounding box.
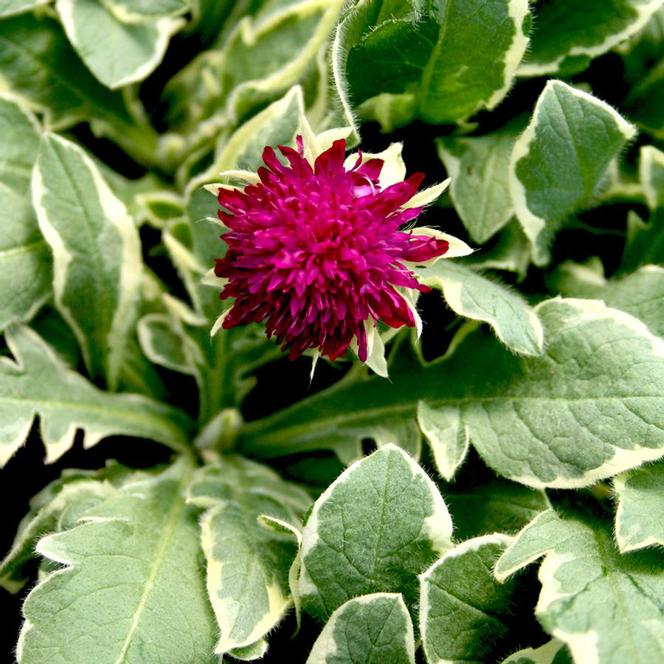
[625,58,664,139]
[0,326,192,466]
[495,508,664,664]
[520,0,663,76]
[32,133,142,389]
[614,460,664,552]
[337,0,531,127]
[417,261,544,356]
[437,120,523,244]
[510,80,636,265]
[187,456,311,657]
[306,593,415,664]
[420,534,517,664]
[299,445,453,621]
[501,640,572,664]
[0,95,51,331]
[0,13,159,165]
[239,298,664,489]
[18,461,218,664]
[56,0,183,89]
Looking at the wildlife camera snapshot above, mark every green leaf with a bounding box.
[495,508,664,664]
[306,593,415,664]
[420,534,518,664]
[554,263,664,337]
[640,145,664,209]
[510,80,636,265]
[614,460,664,552]
[187,456,310,656]
[56,0,182,89]
[239,298,664,488]
[520,0,663,76]
[437,120,524,244]
[32,133,142,389]
[501,640,572,664]
[0,326,192,466]
[299,445,453,621]
[18,461,218,664]
[0,95,51,331]
[0,0,48,17]
[0,13,159,165]
[418,260,544,356]
[337,0,531,126]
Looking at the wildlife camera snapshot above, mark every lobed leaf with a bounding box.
[18,461,218,664]
[495,508,664,664]
[239,298,664,489]
[0,326,192,466]
[187,456,311,657]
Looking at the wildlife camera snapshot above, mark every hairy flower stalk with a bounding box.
[211,124,471,376]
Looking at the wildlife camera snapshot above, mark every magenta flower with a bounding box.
[211,127,471,375]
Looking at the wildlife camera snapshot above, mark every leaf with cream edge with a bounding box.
[1,476,115,592]
[495,508,664,664]
[437,119,524,244]
[0,95,51,331]
[238,298,664,489]
[640,145,664,209]
[417,260,544,356]
[299,445,453,622]
[501,639,572,664]
[18,461,219,664]
[32,133,142,390]
[336,0,531,128]
[0,14,160,166]
[306,593,415,664]
[614,460,664,552]
[0,326,192,467]
[0,0,48,17]
[554,263,664,338]
[187,456,311,658]
[420,534,522,664]
[56,0,183,89]
[100,0,189,22]
[520,0,664,77]
[510,80,636,265]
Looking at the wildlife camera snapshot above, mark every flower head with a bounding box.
[211,125,471,375]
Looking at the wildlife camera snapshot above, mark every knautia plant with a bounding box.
[1,1,664,663]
